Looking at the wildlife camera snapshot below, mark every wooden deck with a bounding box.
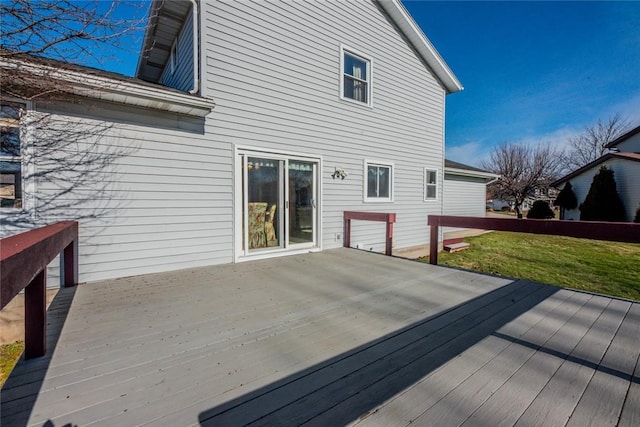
[2,248,638,426]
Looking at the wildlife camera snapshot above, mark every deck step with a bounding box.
[444,242,470,253]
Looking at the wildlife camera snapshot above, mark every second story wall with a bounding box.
[161,5,195,92]
[200,0,448,251]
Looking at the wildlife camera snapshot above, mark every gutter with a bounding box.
[445,167,499,182]
[188,0,200,95]
[1,58,215,117]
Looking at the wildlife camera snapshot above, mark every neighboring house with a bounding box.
[443,159,497,217]
[442,159,498,236]
[552,125,640,221]
[487,188,557,213]
[0,0,463,283]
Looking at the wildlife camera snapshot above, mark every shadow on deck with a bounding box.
[198,279,556,426]
[2,249,638,426]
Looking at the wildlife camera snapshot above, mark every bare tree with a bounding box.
[0,1,148,233]
[561,114,631,173]
[482,143,561,218]
[1,0,148,101]
[1,0,146,61]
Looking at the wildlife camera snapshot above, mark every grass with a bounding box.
[427,231,640,301]
[0,340,24,387]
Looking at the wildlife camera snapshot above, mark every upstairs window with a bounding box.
[424,169,438,200]
[364,161,393,202]
[341,46,371,106]
[0,102,23,209]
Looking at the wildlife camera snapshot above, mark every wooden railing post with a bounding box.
[24,270,47,359]
[344,217,351,249]
[62,239,78,287]
[429,222,439,265]
[385,213,396,256]
[1,221,79,359]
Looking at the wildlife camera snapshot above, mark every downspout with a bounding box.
[189,0,200,95]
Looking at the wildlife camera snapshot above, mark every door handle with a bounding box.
[311,199,316,208]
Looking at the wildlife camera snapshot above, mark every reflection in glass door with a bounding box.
[288,161,315,246]
[241,153,318,255]
[246,157,283,251]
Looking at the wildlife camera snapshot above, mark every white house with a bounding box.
[552,125,640,222]
[441,159,497,236]
[443,159,497,218]
[0,0,463,283]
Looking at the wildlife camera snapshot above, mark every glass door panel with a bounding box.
[247,157,282,251]
[288,160,315,245]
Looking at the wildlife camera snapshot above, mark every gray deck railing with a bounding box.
[0,221,78,358]
[428,215,640,265]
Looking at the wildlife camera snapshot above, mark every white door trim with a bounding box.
[233,145,323,263]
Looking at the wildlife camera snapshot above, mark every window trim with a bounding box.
[0,99,30,212]
[340,45,373,108]
[424,168,438,201]
[363,160,393,203]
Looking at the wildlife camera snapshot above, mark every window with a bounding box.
[424,169,437,200]
[341,46,371,106]
[364,161,393,202]
[0,102,23,208]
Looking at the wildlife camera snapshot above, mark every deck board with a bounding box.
[1,248,638,427]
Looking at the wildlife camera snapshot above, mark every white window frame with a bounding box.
[0,99,29,212]
[364,160,393,203]
[424,168,438,201]
[340,45,373,107]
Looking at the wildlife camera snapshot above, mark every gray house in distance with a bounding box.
[1,0,462,282]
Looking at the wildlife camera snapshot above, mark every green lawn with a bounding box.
[0,341,23,387]
[426,231,640,301]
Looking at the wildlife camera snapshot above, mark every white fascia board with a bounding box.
[1,58,215,117]
[376,0,463,94]
[445,167,499,181]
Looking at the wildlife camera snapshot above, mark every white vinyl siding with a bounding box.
[443,175,488,217]
[6,99,228,283]
[611,132,640,153]
[161,7,195,92]
[203,0,446,254]
[2,0,452,282]
[443,174,488,234]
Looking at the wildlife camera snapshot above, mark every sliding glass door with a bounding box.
[240,153,318,255]
[288,161,316,246]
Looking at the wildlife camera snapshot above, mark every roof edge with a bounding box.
[604,124,640,148]
[2,57,215,117]
[376,0,463,94]
[445,167,499,181]
[551,152,640,187]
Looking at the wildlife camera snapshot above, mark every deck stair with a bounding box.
[443,238,470,253]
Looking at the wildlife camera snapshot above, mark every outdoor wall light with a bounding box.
[332,167,348,180]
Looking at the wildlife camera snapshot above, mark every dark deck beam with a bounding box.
[0,221,78,358]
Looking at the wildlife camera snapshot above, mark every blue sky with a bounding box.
[90,1,639,167]
[403,0,640,166]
